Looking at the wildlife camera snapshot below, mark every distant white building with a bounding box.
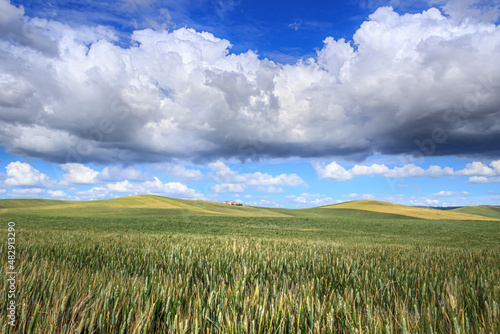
[223,201,237,205]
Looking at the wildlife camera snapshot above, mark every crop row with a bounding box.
[1,230,499,333]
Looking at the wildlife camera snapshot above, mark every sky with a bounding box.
[0,0,499,208]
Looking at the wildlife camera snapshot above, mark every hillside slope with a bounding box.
[451,206,500,220]
[322,200,499,221]
[0,196,498,221]
[0,195,290,217]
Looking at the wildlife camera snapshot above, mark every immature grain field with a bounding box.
[1,196,499,333]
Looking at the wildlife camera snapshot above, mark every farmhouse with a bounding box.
[223,201,237,205]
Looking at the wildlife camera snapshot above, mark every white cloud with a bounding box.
[208,161,246,183]
[431,190,470,197]
[4,162,53,187]
[491,160,500,173]
[257,186,285,193]
[310,197,335,206]
[468,176,500,184]
[211,183,246,193]
[440,0,500,22]
[8,188,45,198]
[157,164,204,182]
[408,198,441,206]
[98,166,152,182]
[208,161,304,193]
[313,161,352,181]
[148,180,204,199]
[107,180,137,193]
[426,165,455,177]
[459,161,500,183]
[1,3,499,163]
[60,163,99,185]
[314,160,500,181]
[313,161,431,180]
[286,195,308,204]
[47,189,71,199]
[74,187,110,200]
[286,194,337,207]
[457,161,496,176]
[245,199,283,208]
[426,199,440,205]
[300,192,320,197]
[106,177,206,199]
[1,159,204,200]
[60,163,152,185]
[245,173,304,187]
[346,193,375,200]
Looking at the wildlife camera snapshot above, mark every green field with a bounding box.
[1,196,499,333]
[451,205,500,220]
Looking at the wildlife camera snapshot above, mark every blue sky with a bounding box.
[1,0,499,207]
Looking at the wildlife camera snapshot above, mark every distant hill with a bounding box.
[321,200,499,221]
[0,195,290,217]
[0,196,498,221]
[451,206,500,219]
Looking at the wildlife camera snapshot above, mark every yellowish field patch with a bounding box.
[34,196,180,210]
[324,200,499,221]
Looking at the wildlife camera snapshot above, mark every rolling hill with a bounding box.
[0,195,498,221]
[0,195,291,217]
[451,206,500,219]
[321,200,499,221]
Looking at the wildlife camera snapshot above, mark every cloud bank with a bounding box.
[314,159,500,183]
[1,1,499,164]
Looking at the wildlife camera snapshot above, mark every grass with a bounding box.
[1,195,500,333]
[323,200,499,221]
[451,206,500,220]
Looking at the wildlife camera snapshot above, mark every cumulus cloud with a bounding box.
[4,161,53,187]
[0,1,499,164]
[440,0,500,22]
[138,178,206,199]
[300,192,321,197]
[245,199,283,208]
[430,190,469,196]
[257,186,285,193]
[106,177,206,199]
[75,177,206,199]
[59,163,151,185]
[286,194,336,207]
[314,159,500,180]
[408,198,442,206]
[346,193,375,200]
[457,161,496,176]
[98,166,152,182]
[313,161,455,180]
[60,163,99,185]
[457,160,500,183]
[310,197,336,206]
[47,189,69,198]
[74,187,110,200]
[155,164,204,182]
[1,160,204,200]
[7,188,45,198]
[468,176,500,183]
[286,195,308,204]
[212,183,246,193]
[207,160,304,193]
